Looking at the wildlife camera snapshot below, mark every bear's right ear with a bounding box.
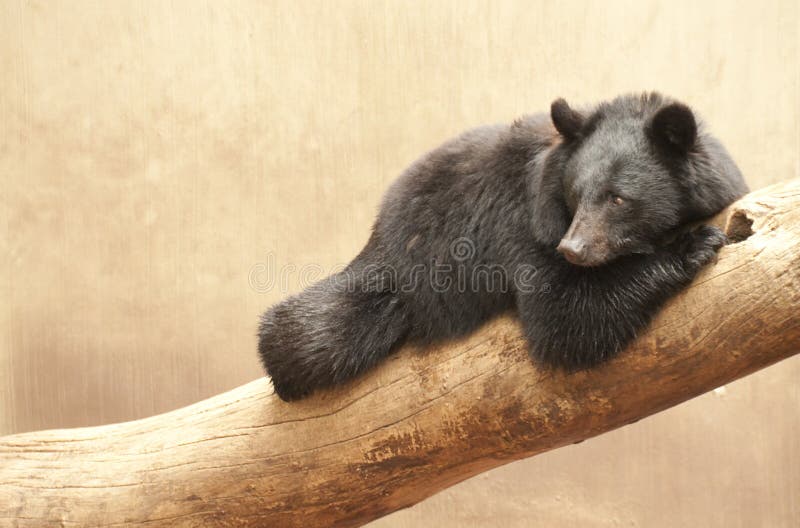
[551,98,584,141]
[647,103,697,155]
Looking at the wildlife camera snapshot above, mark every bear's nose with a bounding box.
[556,238,587,265]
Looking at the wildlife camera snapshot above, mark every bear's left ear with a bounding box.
[647,103,697,155]
[551,98,584,141]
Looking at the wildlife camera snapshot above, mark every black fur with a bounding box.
[258,92,748,401]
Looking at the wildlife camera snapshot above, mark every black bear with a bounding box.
[258,92,748,401]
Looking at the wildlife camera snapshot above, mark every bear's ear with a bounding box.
[551,98,584,141]
[648,103,697,155]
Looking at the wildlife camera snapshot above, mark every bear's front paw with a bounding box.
[674,225,727,272]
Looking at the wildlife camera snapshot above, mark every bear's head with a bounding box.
[531,92,747,267]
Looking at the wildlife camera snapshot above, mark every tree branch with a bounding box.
[1,181,799,527]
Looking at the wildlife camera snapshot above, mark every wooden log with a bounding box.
[1,180,799,527]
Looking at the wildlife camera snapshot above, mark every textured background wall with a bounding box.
[1,1,798,526]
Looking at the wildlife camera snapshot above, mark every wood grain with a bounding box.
[1,181,798,527]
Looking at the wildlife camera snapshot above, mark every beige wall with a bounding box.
[1,0,798,526]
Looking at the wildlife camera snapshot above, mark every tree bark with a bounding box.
[1,181,799,527]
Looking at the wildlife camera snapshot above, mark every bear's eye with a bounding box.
[609,194,625,206]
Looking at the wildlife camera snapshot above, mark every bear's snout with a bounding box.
[557,238,588,265]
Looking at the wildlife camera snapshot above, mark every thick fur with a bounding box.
[259,92,748,401]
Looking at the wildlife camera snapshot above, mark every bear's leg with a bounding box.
[516,225,727,370]
[258,269,410,401]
